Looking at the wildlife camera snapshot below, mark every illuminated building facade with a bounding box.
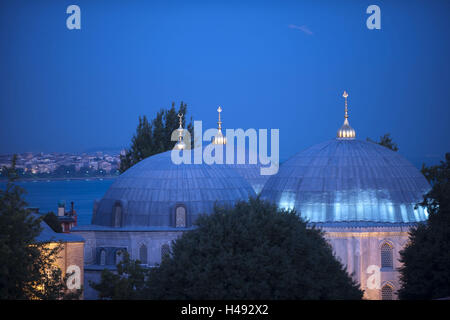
[260,92,430,299]
[34,215,85,298]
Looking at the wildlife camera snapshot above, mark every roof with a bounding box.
[212,143,272,194]
[32,214,85,243]
[92,149,256,228]
[260,139,431,224]
[73,224,195,232]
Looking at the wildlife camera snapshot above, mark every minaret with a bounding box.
[337,91,356,139]
[212,106,227,145]
[174,113,186,149]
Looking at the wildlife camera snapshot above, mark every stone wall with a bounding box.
[323,227,410,300]
[46,241,84,298]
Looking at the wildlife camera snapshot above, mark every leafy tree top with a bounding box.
[0,156,81,299]
[43,212,63,233]
[92,198,363,300]
[119,102,193,172]
[147,198,363,299]
[398,153,450,299]
[367,133,399,151]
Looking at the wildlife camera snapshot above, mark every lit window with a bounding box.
[381,242,393,269]
[381,284,394,300]
[139,244,148,265]
[175,205,186,228]
[161,244,170,261]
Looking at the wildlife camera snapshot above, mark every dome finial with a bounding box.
[217,106,222,132]
[175,113,186,149]
[212,106,227,144]
[343,90,349,119]
[337,90,356,139]
[178,112,183,129]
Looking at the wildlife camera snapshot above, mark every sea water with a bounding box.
[0,179,115,225]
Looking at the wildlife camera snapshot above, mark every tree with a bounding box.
[0,155,80,299]
[367,133,399,151]
[119,101,193,172]
[398,153,450,299]
[92,198,363,299]
[89,251,151,299]
[43,212,62,233]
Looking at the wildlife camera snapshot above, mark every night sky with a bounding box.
[1,0,449,166]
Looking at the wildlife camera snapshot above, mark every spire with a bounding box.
[217,106,222,133]
[343,90,349,119]
[337,90,356,139]
[174,113,186,149]
[212,106,227,145]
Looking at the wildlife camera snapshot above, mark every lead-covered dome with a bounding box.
[207,143,271,195]
[260,139,430,224]
[92,149,256,228]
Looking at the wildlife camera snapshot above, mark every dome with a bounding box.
[260,139,431,224]
[92,149,256,228]
[207,143,271,195]
[228,161,270,195]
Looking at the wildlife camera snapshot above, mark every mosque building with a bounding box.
[72,92,430,300]
[260,91,430,300]
[72,112,258,298]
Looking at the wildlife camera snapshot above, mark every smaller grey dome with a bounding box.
[93,149,256,228]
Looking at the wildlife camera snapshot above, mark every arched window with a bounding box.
[113,202,122,227]
[175,205,186,227]
[161,244,170,261]
[139,244,148,265]
[381,242,393,269]
[99,249,106,266]
[381,284,394,300]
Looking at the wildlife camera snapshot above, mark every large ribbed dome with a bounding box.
[260,139,430,224]
[92,149,256,228]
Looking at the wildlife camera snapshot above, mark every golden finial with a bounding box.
[177,113,183,128]
[175,113,185,149]
[212,106,226,145]
[217,106,222,133]
[337,90,356,139]
[343,91,349,119]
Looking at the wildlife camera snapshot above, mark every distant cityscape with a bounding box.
[0,150,123,179]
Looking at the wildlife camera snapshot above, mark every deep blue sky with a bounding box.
[0,0,449,166]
